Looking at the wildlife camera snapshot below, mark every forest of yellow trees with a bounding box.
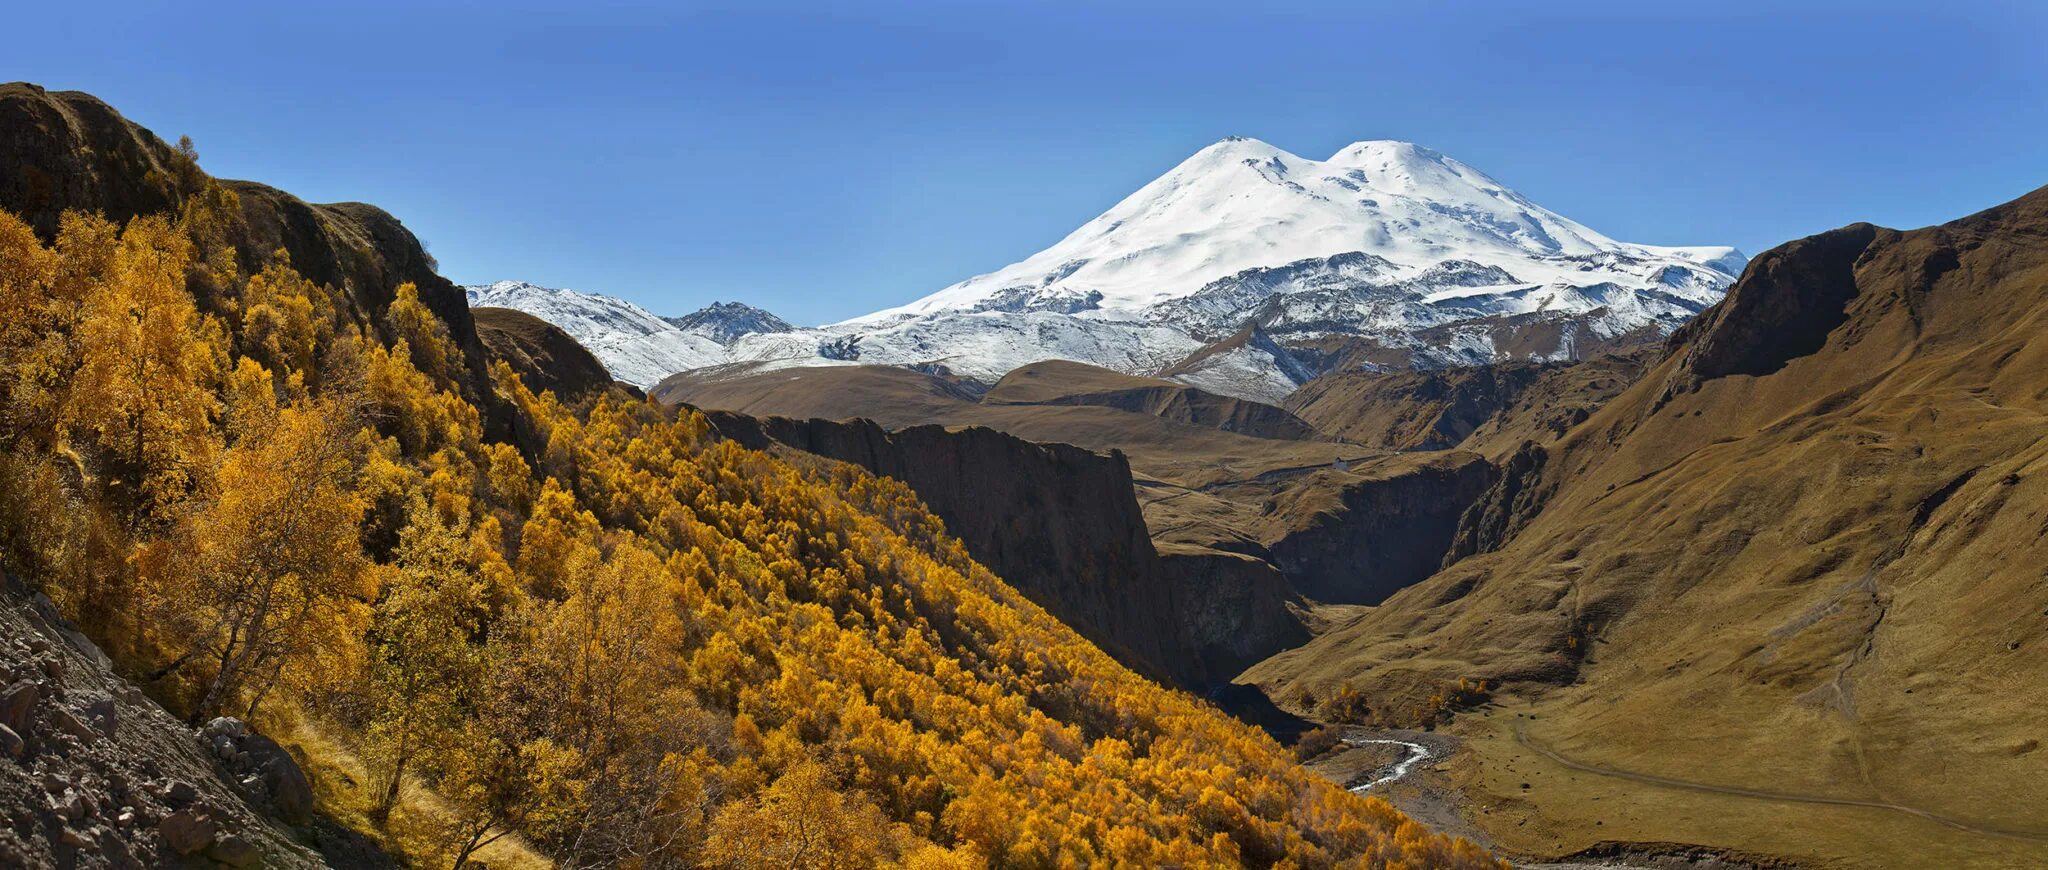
[0,153,1501,867]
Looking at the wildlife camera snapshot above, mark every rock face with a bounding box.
[201,718,315,827]
[1440,441,1550,563]
[664,300,796,345]
[0,570,329,868]
[703,410,1306,688]
[1670,222,1878,380]
[1155,546,1309,684]
[1263,453,1498,605]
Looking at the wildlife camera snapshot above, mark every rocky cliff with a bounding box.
[702,410,1307,689]
[1258,452,1498,605]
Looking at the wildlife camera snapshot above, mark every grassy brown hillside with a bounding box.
[1244,186,2048,867]
[0,85,1502,867]
[1281,351,1649,455]
[471,307,621,403]
[984,360,1322,442]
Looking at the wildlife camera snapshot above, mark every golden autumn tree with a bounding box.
[530,540,709,863]
[516,476,600,599]
[0,210,56,376]
[387,282,463,387]
[434,616,588,870]
[237,255,335,382]
[365,501,490,821]
[702,757,898,869]
[0,210,76,452]
[65,213,223,527]
[142,384,369,720]
[13,212,124,440]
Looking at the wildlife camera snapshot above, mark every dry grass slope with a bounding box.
[1243,185,2048,867]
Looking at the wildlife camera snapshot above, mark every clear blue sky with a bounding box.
[12,1,2045,324]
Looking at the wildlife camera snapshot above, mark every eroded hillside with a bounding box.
[1245,186,2048,867]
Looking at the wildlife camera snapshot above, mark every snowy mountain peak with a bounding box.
[857,136,1723,322]
[665,301,796,345]
[463,281,727,387]
[478,138,1746,403]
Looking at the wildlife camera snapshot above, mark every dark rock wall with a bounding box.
[704,411,1309,689]
[1266,454,1498,605]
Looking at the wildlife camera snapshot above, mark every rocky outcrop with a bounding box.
[1668,222,1880,381]
[199,718,314,828]
[1441,441,1551,564]
[0,83,184,237]
[703,410,1307,689]
[1156,546,1310,681]
[0,570,335,867]
[1261,453,1498,605]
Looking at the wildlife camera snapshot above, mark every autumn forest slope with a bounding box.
[0,82,1499,867]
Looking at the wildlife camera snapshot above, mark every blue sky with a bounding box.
[11,1,2045,324]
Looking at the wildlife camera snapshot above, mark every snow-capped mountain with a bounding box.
[464,281,728,387]
[472,138,1746,401]
[859,138,1740,323]
[665,301,794,345]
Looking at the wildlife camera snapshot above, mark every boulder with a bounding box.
[160,779,198,807]
[202,717,247,740]
[0,679,38,732]
[0,722,22,759]
[206,834,262,867]
[243,735,314,826]
[53,706,96,741]
[200,718,316,826]
[83,694,116,736]
[158,807,216,855]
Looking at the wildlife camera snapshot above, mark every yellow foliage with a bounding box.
[0,204,1505,869]
[703,757,897,869]
[144,389,369,720]
[65,214,222,525]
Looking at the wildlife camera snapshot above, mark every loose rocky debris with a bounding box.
[0,570,327,868]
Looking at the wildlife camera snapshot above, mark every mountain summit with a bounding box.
[481,139,1745,399]
[665,300,796,345]
[860,137,1741,321]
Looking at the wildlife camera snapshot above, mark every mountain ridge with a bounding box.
[473,137,1746,399]
[1242,182,2048,866]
